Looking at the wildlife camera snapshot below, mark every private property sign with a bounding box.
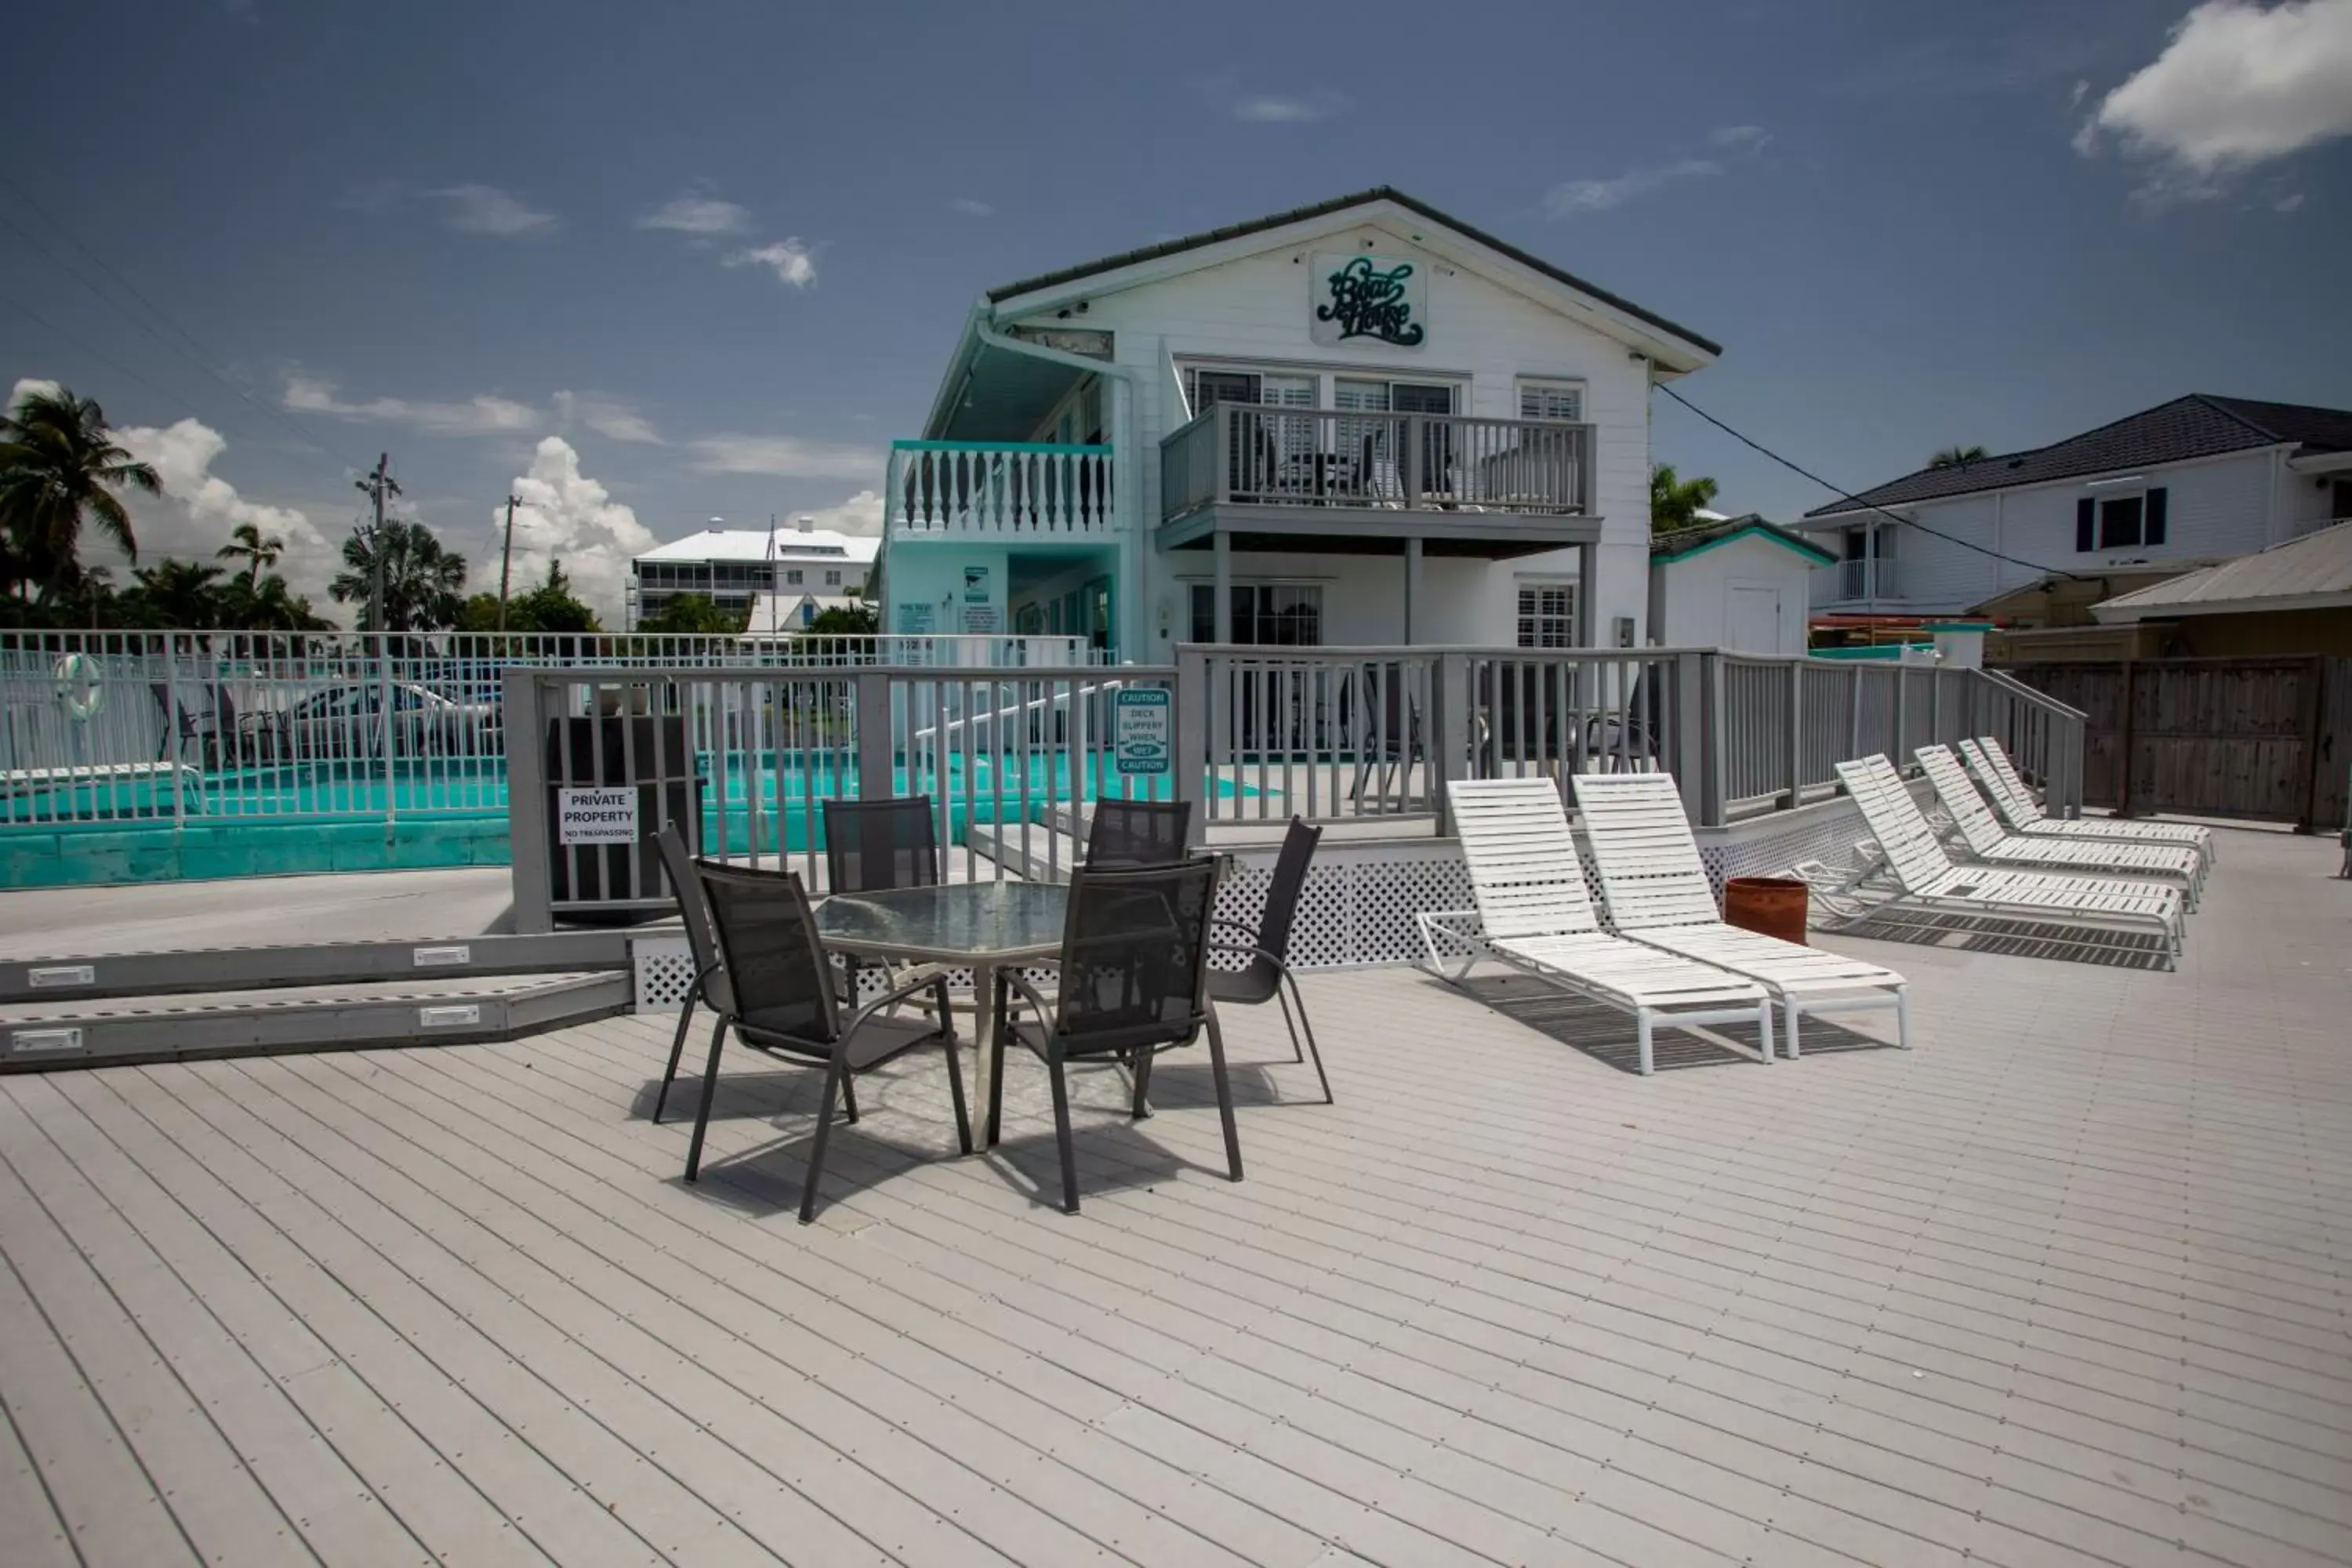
[1114,688,1171,775]
[557,786,637,844]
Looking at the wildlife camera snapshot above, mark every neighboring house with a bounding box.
[873,187,1720,661]
[1648,516,1832,656]
[2088,518,2352,658]
[739,589,864,637]
[1796,394,2352,619]
[627,520,878,630]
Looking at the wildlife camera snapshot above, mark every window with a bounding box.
[1187,368,1313,414]
[1516,585,1576,648]
[825,569,841,586]
[2074,487,2168,551]
[1189,583,1323,645]
[784,568,804,586]
[1516,379,1584,423]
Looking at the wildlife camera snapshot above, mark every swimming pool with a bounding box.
[0,750,1239,887]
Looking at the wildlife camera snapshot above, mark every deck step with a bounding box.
[1,929,634,1006]
[0,972,630,1071]
[964,818,1081,883]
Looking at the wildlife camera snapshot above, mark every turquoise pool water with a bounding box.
[0,751,1231,887]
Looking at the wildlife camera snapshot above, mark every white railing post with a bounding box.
[1785,656,1804,808]
[164,632,186,829]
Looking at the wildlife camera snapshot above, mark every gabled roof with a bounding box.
[985,186,1721,358]
[1650,514,1836,567]
[1802,394,2352,521]
[2092,520,2352,622]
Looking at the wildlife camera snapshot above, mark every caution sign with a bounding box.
[558,786,638,844]
[1114,688,1171,775]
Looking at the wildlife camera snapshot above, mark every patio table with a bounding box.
[813,880,1069,1135]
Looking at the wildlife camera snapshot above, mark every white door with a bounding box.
[1725,584,1783,655]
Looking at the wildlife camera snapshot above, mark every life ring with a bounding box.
[53,652,103,720]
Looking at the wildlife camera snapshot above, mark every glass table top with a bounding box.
[812,880,1070,960]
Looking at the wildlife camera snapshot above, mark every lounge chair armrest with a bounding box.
[1209,940,1284,968]
[1209,918,1261,944]
[990,967,1060,1033]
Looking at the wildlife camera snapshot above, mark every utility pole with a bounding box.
[354,453,401,633]
[496,492,521,632]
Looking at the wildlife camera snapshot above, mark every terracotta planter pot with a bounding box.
[1722,876,1809,946]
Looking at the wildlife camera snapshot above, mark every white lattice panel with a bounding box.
[632,937,696,1010]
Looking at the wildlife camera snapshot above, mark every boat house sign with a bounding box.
[1311,253,1426,349]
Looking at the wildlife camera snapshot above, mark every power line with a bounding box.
[0,287,220,418]
[0,175,368,470]
[1653,379,2084,583]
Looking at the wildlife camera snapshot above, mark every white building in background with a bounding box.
[626,518,878,630]
[1797,394,2352,619]
[869,187,1722,660]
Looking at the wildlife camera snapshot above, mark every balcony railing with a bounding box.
[1160,402,1592,523]
[887,440,1115,537]
[1828,557,1900,604]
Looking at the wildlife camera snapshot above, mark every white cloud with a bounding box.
[113,418,339,601]
[949,198,995,217]
[553,390,662,445]
[428,183,560,236]
[1707,124,1770,151]
[8,376,62,412]
[636,187,751,236]
[2076,0,2352,203]
[1543,158,1722,217]
[1231,88,1346,122]
[688,433,884,480]
[2277,190,2307,211]
[285,374,541,437]
[483,437,657,622]
[793,490,885,538]
[723,238,818,287]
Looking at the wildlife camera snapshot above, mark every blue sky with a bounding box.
[5,0,2348,618]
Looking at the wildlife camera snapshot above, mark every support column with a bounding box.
[1576,541,1599,646]
[1403,535,1424,644]
[1212,528,1232,644]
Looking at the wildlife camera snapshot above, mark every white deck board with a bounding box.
[1,826,2347,1566]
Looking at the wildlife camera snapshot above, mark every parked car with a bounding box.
[260,682,499,760]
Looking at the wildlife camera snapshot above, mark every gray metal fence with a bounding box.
[502,662,1178,926]
[0,629,1101,828]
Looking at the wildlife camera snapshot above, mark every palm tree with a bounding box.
[330,517,468,631]
[1650,463,1720,535]
[216,521,283,589]
[130,558,227,628]
[0,386,161,601]
[1928,445,1988,470]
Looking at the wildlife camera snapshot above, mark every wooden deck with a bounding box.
[2,827,2348,1567]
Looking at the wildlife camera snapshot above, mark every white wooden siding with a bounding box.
[1809,450,2290,615]
[1006,221,1657,656]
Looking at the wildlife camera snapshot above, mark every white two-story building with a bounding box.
[1798,394,2352,619]
[872,187,1720,662]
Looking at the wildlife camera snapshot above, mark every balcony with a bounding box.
[886,440,1115,539]
[1161,402,1592,523]
[1821,557,1901,605]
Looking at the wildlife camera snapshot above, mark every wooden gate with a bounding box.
[1998,657,2351,829]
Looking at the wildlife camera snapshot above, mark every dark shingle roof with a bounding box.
[1802,394,2352,519]
[984,186,1721,358]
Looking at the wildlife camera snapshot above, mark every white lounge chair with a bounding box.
[1420,777,1774,1073]
[1572,772,1909,1058]
[1960,737,2216,868]
[1834,756,2186,967]
[1915,745,2203,906]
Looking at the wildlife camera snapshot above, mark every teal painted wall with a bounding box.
[0,816,514,889]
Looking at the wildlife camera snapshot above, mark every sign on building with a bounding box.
[557,786,638,844]
[1113,687,1171,775]
[1310,252,1427,348]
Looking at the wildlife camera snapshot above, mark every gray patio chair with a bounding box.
[684,858,971,1222]
[650,822,735,1125]
[822,794,940,893]
[1206,817,1331,1102]
[985,857,1238,1213]
[1083,798,1192,868]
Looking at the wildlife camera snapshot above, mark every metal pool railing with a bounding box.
[500,663,1178,924]
[0,629,1102,828]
